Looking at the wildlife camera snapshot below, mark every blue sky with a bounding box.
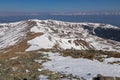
[0,0,120,12]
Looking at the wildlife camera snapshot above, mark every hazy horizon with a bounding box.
[0,10,120,16]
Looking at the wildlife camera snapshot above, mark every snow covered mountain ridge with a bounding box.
[0,19,120,52]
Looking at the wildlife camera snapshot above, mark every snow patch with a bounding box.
[26,33,86,51]
[26,34,56,51]
[43,52,120,80]
[39,75,48,80]
[104,57,120,64]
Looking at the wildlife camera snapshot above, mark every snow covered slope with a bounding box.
[0,19,120,80]
[0,20,36,49]
[26,19,120,52]
[43,52,120,80]
[0,19,120,52]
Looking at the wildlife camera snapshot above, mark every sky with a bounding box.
[0,0,120,12]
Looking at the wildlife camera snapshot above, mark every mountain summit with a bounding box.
[0,19,120,52]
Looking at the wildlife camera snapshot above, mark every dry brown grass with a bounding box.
[62,49,95,59]
[61,49,120,60]
[73,39,92,49]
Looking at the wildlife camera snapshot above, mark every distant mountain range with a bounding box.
[0,11,120,16]
[50,11,120,15]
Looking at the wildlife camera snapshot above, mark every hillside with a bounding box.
[0,19,120,80]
